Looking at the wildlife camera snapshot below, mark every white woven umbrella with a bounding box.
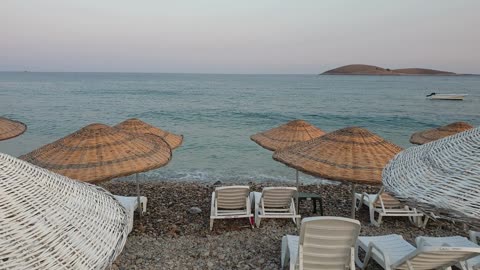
[383,127,480,226]
[0,153,130,269]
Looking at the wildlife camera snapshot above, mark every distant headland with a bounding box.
[321,64,457,76]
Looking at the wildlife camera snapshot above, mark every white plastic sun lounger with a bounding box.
[251,187,300,228]
[355,187,425,227]
[210,186,253,231]
[281,216,361,270]
[355,234,480,270]
[113,195,148,233]
[416,232,480,270]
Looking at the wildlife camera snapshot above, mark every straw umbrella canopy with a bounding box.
[410,121,473,145]
[251,119,325,213]
[384,127,480,226]
[0,153,130,269]
[250,119,325,151]
[273,127,403,217]
[114,118,183,150]
[0,116,27,141]
[19,123,172,183]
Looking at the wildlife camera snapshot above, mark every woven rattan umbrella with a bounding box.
[251,119,325,213]
[20,123,172,212]
[410,121,473,145]
[250,119,325,151]
[273,127,403,218]
[20,123,172,182]
[0,153,130,269]
[0,116,27,141]
[384,127,480,225]
[114,118,183,149]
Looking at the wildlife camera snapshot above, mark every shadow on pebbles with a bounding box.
[100,181,469,270]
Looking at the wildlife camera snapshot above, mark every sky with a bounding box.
[1,0,480,74]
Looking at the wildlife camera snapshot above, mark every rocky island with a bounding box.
[322,64,456,75]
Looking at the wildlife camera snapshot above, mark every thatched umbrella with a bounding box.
[0,153,130,269]
[20,123,172,182]
[384,127,480,226]
[410,121,473,145]
[0,116,27,141]
[250,119,325,151]
[114,118,183,150]
[251,119,325,212]
[273,127,403,218]
[20,123,172,212]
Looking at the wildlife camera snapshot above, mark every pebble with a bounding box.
[103,180,467,270]
[188,207,202,214]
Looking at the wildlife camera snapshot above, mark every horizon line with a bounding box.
[1,70,479,76]
[0,70,318,75]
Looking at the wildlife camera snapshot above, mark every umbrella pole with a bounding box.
[296,170,299,214]
[136,173,142,217]
[351,184,356,219]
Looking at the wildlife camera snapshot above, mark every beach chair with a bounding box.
[281,216,361,270]
[251,187,300,228]
[209,186,253,231]
[113,195,148,233]
[415,233,480,270]
[355,187,425,227]
[355,234,480,270]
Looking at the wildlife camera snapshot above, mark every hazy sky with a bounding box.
[2,0,479,74]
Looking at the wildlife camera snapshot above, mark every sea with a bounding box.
[0,72,479,183]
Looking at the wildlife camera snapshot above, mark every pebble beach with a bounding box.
[101,181,469,270]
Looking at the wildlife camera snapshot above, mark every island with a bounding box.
[321,64,456,75]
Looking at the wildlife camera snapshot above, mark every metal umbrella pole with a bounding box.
[351,184,357,219]
[296,170,299,214]
[136,173,142,216]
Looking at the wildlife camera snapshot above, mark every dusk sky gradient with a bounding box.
[2,0,480,74]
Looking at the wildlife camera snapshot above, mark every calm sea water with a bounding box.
[0,72,479,183]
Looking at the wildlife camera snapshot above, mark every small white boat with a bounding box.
[426,92,467,100]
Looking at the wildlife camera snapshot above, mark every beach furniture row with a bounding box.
[209,185,300,230]
[209,185,428,231]
[282,217,480,270]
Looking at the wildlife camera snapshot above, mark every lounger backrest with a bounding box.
[393,246,480,270]
[215,186,250,210]
[298,217,361,270]
[373,187,403,208]
[261,187,296,208]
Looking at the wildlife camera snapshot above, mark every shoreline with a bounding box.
[101,180,470,270]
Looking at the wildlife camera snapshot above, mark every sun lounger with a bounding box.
[355,187,425,227]
[355,234,480,270]
[251,187,300,227]
[416,234,480,270]
[113,195,147,233]
[281,216,361,270]
[209,186,253,231]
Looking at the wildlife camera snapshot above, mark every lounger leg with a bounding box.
[141,197,147,214]
[256,216,261,228]
[421,215,429,228]
[355,196,363,210]
[457,261,468,270]
[350,247,355,270]
[255,200,261,228]
[369,207,381,226]
[281,236,288,269]
[376,214,383,227]
[354,244,369,270]
[210,218,214,231]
